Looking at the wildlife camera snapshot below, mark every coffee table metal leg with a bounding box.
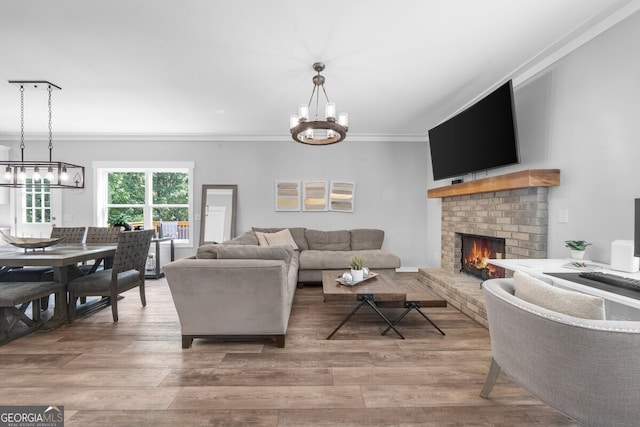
[363,298,404,339]
[326,298,368,340]
[327,294,405,340]
[382,301,445,336]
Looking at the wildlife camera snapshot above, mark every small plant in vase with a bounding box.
[350,255,366,282]
[565,240,591,260]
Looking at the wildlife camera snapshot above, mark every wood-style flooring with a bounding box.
[0,273,578,426]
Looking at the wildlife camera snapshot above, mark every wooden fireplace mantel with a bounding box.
[427,169,560,198]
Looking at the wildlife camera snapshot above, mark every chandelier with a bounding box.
[289,62,348,145]
[1,81,84,189]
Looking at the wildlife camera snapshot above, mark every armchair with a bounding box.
[481,277,640,426]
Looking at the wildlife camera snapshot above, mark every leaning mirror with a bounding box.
[199,185,237,245]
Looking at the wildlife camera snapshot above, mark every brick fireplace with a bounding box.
[419,169,560,327]
[441,187,549,275]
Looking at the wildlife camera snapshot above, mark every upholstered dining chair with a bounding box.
[67,229,154,322]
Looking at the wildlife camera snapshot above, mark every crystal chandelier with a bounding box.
[289,62,348,145]
[1,81,84,189]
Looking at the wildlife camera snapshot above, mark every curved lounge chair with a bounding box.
[481,277,640,427]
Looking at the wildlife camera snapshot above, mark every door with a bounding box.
[10,184,62,238]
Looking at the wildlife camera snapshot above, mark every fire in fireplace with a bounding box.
[460,234,505,280]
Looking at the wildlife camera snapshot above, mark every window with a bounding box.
[23,178,51,224]
[94,162,194,245]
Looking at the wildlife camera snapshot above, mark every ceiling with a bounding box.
[0,0,638,141]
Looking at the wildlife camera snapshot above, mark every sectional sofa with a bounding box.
[164,227,400,347]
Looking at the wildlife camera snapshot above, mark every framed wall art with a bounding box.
[303,181,328,211]
[274,181,301,211]
[330,181,355,212]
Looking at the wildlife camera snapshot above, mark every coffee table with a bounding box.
[322,270,447,339]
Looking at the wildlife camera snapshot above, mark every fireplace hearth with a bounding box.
[460,234,505,280]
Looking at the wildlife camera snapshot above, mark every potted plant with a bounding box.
[350,255,365,282]
[109,213,132,231]
[565,240,591,260]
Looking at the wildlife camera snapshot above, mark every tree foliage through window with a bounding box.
[106,171,189,226]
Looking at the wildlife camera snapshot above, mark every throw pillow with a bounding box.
[264,229,299,250]
[513,270,606,320]
[254,231,269,246]
[252,227,308,250]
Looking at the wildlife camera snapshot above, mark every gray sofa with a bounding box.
[225,227,401,283]
[164,227,400,348]
[481,276,640,426]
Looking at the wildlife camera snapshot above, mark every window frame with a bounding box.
[93,161,195,247]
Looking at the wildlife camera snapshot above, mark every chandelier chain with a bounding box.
[48,85,53,151]
[19,85,25,151]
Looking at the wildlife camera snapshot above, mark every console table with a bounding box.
[489,258,640,320]
[146,237,175,279]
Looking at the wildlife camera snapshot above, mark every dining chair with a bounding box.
[67,229,154,322]
[1,226,88,309]
[85,227,121,245]
[50,226,87,243]
[79,226,122,279]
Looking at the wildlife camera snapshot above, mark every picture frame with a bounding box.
[303,181,328,211]
[330,181,355,212]
[274,181,301,211]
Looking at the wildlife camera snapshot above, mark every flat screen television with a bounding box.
[428,80,520,181]
[635,198,640,257]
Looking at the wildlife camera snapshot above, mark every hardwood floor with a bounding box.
[0,274,577,426]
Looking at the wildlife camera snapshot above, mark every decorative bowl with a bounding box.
[0,231,66,250]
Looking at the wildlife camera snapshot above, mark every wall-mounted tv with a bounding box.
[428,80,520,181]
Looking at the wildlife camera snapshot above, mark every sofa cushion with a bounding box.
[196,244,221,259]
[221,230,259,246]
[299,249,401,270]
[252,227,308,251]
[305,229,350,251]
[216,244,293,267]
[513,270,605,320]
[350,229,384,250]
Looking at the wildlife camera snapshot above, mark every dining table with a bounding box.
[0,244,117,328]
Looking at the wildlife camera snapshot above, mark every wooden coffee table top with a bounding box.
[321,270,447,307]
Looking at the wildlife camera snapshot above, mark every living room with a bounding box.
[0,1,639,425]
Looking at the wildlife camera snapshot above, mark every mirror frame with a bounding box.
[199,184,237,246]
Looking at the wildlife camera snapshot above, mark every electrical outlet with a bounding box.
[558,209,569,223]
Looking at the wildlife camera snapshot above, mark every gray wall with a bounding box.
[428,10,640,266]
[0,137,430,269]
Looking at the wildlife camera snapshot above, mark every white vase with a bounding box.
[570,249,586,260]
[351,269,364,282]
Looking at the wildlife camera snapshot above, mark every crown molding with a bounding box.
[0,132,428,144]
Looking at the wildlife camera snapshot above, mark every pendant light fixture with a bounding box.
[0,80,84,189]
[289,62,348,145]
